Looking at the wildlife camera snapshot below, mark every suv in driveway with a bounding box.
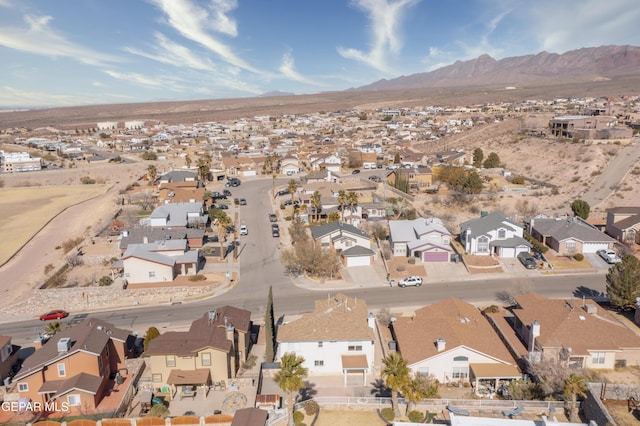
[597,249,621,264]
[397,276,423,287]
[517,252,537,269]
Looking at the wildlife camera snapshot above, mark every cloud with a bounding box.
[124,32,217,71]
[149,0,259,73]
[103,70,184,91]
[278,51,321,86]
[0,86,92,107]
[337,0,420,73]
[0,14,120,66]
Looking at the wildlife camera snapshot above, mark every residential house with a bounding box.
[158,170,199,184]
[157,181,206,205]
[309,153,341,172]
[386,167,434,191]
[528,216,616,255]
[145,307,251,395]
[120,239,200,285]
[310,222,374,267]
[12,318,134,417]
[606,206,640,244]
[276,294,376,385]
[460,212,531,258]
[388,217,453,262]
[0,335,20,385]
[391,298,521,391]
[549,115,632,139]
[280,156,301,175]
[118,228,205,253]
[231,407,268,426]
[498,293,640,369]
[143,202,207,228]
[432,150,472,167]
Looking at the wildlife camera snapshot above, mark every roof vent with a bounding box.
[57,337,72,354]
[579,315,586,321]
[208,310,217,324]
[583,304,597,314]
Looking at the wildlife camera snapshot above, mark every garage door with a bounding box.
[422,251,449,262]
[346,256,371,267]
[501,247,516,258]
[582,243,606,254]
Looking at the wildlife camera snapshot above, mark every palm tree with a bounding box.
[564,374,587,422]
[346,191,358,223]
[287,179,298,206]
[209,209,233,260]
[146,164,157,187]
[337,190,347,222]
[310,191,321,223]
[403,375,439,415]
[44,321,63,337]
[197,156,210,183]
[274,352,308,426]
[381,352,411,418]
[185,155,192,168]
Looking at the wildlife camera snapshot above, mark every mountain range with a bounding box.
[356,45,640,91]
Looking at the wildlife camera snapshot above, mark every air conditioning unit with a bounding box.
[57,337,71,354]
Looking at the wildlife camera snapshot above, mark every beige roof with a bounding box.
[470,363,521,379]
[277,293,375,342]
[167,368,211,385]
[513,293,640,355]
[392,298,517,366]
[342,355,368,369]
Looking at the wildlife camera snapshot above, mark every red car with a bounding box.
[39,310,69,321]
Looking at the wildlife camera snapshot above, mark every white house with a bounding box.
[459,212,531,258]
[309,222,375,266]
[120,239,200,285]
[144,202,206,228]
[309,153,341,172]
[388,217,453,262]
[276,294,376,385]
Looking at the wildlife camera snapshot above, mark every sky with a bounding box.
[1,0,639,108]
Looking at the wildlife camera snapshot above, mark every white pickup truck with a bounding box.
[597,249,621,264]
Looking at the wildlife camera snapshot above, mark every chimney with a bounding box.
[436,337,446,352]
[529,320,540,350]
[226,324,235,342]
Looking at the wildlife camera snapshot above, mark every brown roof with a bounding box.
[167,368,211,385]
[231,407,268,426]
[277,293,375,342]
[146,307,251,356]
[341,355,368,369]
[512,293,640,355]
[469,363,521,379]
[0,335,10,347]
[38,372,103,396]
[392,298,517,366]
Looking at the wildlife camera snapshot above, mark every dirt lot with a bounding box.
[313,409,387,426]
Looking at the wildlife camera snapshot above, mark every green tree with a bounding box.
[264,286,275,362]
[483,152,501,168]
[472,148,484,167]
[44,321,63,337]
[142,151,157,160]
[143,326,161,352]
[381,352,411,418]
[146,403,170,418]
[327,211,340,222]
[337,190,347,222]
[185,155,192,168]
[564,374,587,423]
[570,199,590,220]
[606,254,640,308]
[463,170,484,194]
[147,164,157,186]
[287,179,298,206]
[273,352,308,426]
[197,156,210,182]
[310,190,322,223]
[209,208,233,259]
[403,375,440,415]
[346,191,358,223]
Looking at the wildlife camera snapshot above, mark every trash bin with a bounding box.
[389,279,395,287]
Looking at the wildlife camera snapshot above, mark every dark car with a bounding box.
[271,223,280,237]
[276,189,290,197]
[239,198,247,206]
[517,252,537,269]
[352,169,361,174]
[223,189,232,197]
[40,310,69,321]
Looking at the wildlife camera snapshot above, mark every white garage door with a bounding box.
[582,242,607,254]
[346,256,371,267]
[501,247,516,258]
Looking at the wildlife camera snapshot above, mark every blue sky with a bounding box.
[1,0,639,108]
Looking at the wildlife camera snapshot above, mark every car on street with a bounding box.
[397,276,423,288]
[352,169,360,174]
[517,252,537,269]
[239,198,247,206]
[223,189,232,197]
[597,249,621,264]
[276,189,290,197]
[40,310,69,321]
[271,224,280,237]
[269,213,277,222]
[226,178,241,187]
[239,225,248,236]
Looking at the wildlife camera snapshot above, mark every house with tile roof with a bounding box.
[12,318,134,417]
[388,217,453,262]
[158,170,198,184]
[143,201,207,228]
[528,216,616,255]
[157,181,206,206]
[120,239,201,285]
[391,298,521,392]
[309,222,375,267]
[145,307,252,395]
[118,228,205,253]
[386,166,434,192]
[606,206,640,244]
[501,293,640,369]
[276,294,376,385]
[460,212,531,258]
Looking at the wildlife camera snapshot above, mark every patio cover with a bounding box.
[341,355,368,370]
[167,368,211,386]
[469,363,521,379]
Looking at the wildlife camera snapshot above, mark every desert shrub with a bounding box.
[511,175,525,185]
[396,265,405,272]
[303,400,319,416]
[0,178,4,188]
[188,274,207,281]
[141,151,157,160]
[573,253,584,261]
[381,407,395,422]
[551,187,560,196]
[408,257,416,264]
[80,176,96,184]
[242,354,258,370]
[99,276,113,286]
[44,264,55,274]
[61,237,83,254]
[293,410,304,424]
[482,305,500,314]
[408,410,424,423]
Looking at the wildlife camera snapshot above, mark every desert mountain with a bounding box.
[357,45,640,91]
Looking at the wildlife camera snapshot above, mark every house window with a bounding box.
[318,342,323,348]
[498,229,506,239]
[453,356,469,362]
[565,240,576,251]
[348,344,363,351]
[592,352,606,365]
[152,374,162,383]
[105,345,109,358]
[98,355,103,372]
[166,355,176,367]
[18,383,28,392]
[417,367,429,377]
[452,367,469,379]
[314,360,324,367]
[125,273,130,278]
[149,271,156,278]
[477,236,489,253]
[201,353,211,366]
[57,363,66,377]
[67,394,81,406]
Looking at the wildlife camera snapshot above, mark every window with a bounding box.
[314,360,324,367]
[57,363,66,377]
[98,355,103,372]
[453,356,469,362]
[591,352,606,365]
[477,236,489,253]
[67,395,81,406]
[152,373,162,383]
[348,344,363,351]
[166,355,176,367]
[498,229,506,239]
[201,353,211,366]
[452,367,469,379]
[149,271,156,278]
[318,342,323,348]
[18,383,28,392]
[565,240,576,251]
[105,345,109,358]
[417,367,429,377]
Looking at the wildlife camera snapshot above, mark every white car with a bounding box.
[597,249,620,264]
[239,225,248,236]
[398,276,423,288]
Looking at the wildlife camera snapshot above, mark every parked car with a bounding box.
[517,252,537,269]
[239,198,247,206]
[40,310,69,321]
[223,189,232,197]
[352,169,361,174]
[597,249,621,264]
[239,225,248,236]
[276,189,290,197]
[226,178,241,187]
[397,276,423,288]
[271,224,280,237]
[269,213,277,222]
